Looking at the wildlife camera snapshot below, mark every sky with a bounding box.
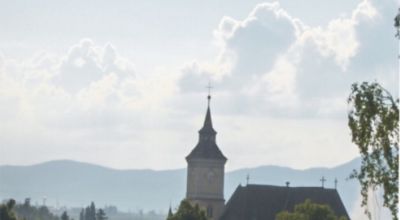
[0,0,398,171]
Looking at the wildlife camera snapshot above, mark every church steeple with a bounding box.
[186,94,226,161]
[185,86,227,220]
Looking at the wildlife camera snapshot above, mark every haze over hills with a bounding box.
[0,158,361,214]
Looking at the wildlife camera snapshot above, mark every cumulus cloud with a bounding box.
[0,39,140,121]
[215,2,299,81]
[0,39,178,167]
[179,61,214,93]
[298,0,377,70]
[0,0,397,172]
[54,39,135,93]
[255,55,298,109]
[179,0,397,118]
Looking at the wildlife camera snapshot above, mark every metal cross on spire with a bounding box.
[320,176,326,188]
[334,178,338,189]
[246,174,250,185]
[206,81,213,106]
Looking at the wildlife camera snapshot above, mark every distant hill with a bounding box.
[0,158,361,213]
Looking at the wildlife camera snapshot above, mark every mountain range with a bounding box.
[0,158,361,214]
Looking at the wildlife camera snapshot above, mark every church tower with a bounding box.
[186,94,227,220]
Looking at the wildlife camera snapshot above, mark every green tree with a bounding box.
[275,199,347,220]
[61,211,69,220]
[85,206,91,220]
[89,202,96,220]
[0,199,18,220]
[166,200,208,220]
[348,82,399,219]
[84,202,97,220]
[13,198,59,220]
[96,209,107,220]
[79,209,85,220]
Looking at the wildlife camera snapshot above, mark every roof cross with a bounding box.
[334,178,338,189]
[320,176,326,188]
[206,81,213,105]
[246,174,250,185]
[206,81,213,96]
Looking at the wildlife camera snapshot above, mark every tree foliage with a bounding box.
[96,209,107,220]
[79,209,85,220]
[0,199,18,220]
[79,202,107,220]
[275,199,347,220]
[166,200,208,220]
[348,82,399,219]
[61,211,69,220]
[13,198,59,220]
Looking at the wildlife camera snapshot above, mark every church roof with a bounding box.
[186,96,227,161]
[220,184,350,220]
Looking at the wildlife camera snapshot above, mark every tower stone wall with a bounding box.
[186,159,225,199]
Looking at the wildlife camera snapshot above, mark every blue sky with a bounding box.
[0,0,398,171]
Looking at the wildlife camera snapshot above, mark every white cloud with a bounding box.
[179,61,214,93]
[0,39,179,168]
[298,0,377,70]
[216,2,299,80]
[54,39,135,93]
[0,0,397,171]
[252,55,298,109]
[179,0,396,119]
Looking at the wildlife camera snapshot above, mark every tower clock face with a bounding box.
[207,169,215,183]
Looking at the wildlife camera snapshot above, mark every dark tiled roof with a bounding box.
[220,184,350,220]
[186,139,226,161]
[186,106,227,161]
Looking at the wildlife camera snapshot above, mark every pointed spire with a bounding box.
[185,84,226,162]
[202,98,214,131]
[200,80,214,133]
